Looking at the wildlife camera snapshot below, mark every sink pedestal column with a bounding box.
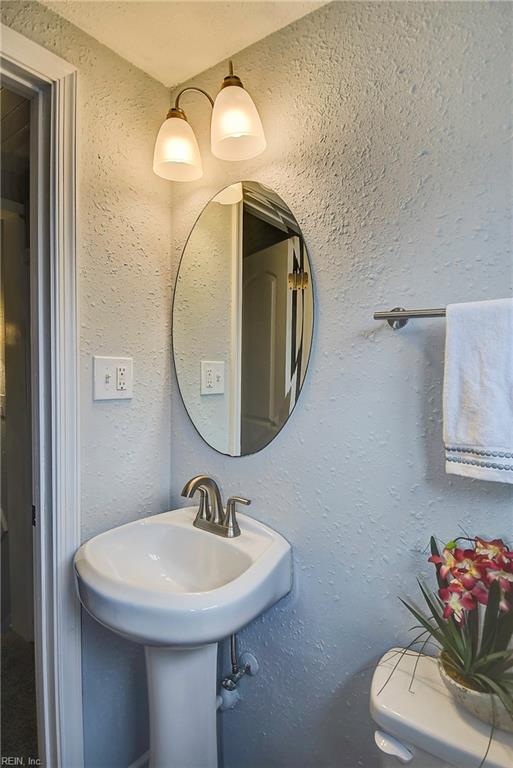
[145,643,218,768]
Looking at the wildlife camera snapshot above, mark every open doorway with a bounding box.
[0,85,38,762]
[1,24,82,767]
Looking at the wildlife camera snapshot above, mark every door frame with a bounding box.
[228,201,242,456]
[1,24,83,767]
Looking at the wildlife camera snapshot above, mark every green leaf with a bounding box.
[376,632,429,696]
[479,580,501,658]
[472,652,513,683]
[442,653,466,676]
[408,634,432,692]
[417,580,464,657]
[430,536,445,589]
[474,674,513,720]
[473,650,513,670]
[430,536,441,557]
[495,607,513,652]
[400,599,444,646]
[439,611,467,659]
[466,607,479,663]
[417,581,447,633]
[399,598,464,667]
[481,658,513,681]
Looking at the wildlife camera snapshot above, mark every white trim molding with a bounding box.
[1,23,83,768]
[228,201,242,456]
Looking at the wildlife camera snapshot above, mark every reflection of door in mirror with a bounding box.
[240,222,313,454]
[241,237,288,454]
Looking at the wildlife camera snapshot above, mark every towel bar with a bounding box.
[373,307,447,329]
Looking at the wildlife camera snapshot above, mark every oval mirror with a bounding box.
[173,181,314,456]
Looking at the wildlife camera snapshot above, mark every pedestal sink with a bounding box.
[74,506,292,768]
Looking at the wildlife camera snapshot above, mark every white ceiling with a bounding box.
[41,1,327,87]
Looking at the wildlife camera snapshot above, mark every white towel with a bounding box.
[443,298,513,484]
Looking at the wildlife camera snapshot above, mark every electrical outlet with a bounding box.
[200,361,224,395]
[93,356,133,400]
[116,365,127,391]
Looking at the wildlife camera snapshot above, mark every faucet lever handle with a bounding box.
[224,496,251,538]
[228,496,251,506]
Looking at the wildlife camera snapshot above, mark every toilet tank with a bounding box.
[370,649,513,768]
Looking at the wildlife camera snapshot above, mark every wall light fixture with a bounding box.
[153,61,266,182]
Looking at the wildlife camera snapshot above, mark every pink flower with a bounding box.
[429,548,458,581]
[470,583,489,606]
[430,546,486,590]
[429,536,513,616]
[486,562,513,611]
[475,537,513,567]
[439,581,476,622]
[487,566,513,591]
[500,596,512,613]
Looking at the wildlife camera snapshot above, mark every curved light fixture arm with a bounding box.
[173,61,238,110]
[174,86,214,110]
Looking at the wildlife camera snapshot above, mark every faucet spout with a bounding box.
[181,475,224,525]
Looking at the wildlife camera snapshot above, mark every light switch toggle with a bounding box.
[94,356,133,400]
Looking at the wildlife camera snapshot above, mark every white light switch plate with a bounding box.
[93,356,133,400]
[200,361,225,395]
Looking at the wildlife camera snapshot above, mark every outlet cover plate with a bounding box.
[93,356,133,400]
[200,360,224,395]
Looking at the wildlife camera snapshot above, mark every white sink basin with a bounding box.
[74,505,292,768]
[75,505,291,646]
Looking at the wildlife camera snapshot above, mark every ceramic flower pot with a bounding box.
[438,656,513,734]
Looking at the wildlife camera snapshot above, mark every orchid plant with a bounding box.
[402,535,513,725]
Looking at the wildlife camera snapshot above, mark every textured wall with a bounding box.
[0,3,172,766]
[174,200,234,454]
[169,3,513,767]
[2,2,512,767]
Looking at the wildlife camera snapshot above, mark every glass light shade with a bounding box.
[213,182,243,205]
[210,86,266,161]
[153,115,202,181]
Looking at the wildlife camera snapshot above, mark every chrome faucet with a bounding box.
[181,475,250,538]
[182,474,224,524]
